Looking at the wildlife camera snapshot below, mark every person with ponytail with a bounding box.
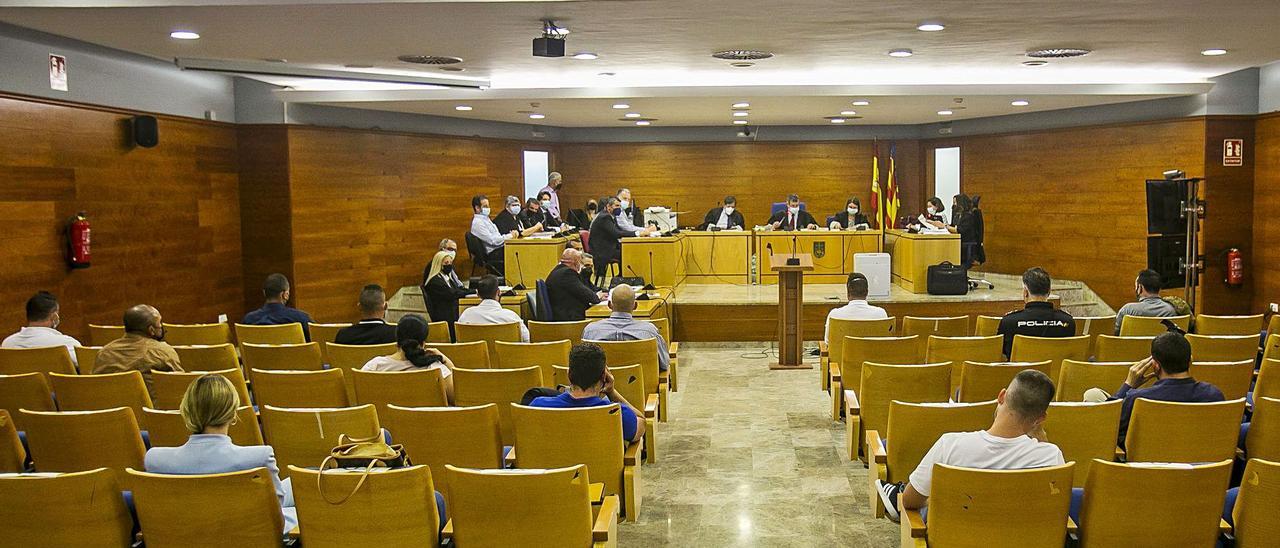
[361,314,455,404]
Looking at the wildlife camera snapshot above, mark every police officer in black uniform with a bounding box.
[997,267,1076,357]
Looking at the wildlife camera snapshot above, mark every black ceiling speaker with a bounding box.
[131,115,159,148]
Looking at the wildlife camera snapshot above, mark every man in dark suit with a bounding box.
[546,248,606,321]
[588,197,652,286]
[494,195,543,237]
[335,284,398,345]
[519,192,563,231]
[700,195,747,230]
[767,194,819,231]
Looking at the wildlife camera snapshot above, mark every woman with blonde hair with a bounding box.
[144,374,296,532]
[422,250,474,340]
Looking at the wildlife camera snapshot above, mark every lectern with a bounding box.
[770,253,814,369]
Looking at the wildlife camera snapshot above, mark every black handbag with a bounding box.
[927,261,968,295]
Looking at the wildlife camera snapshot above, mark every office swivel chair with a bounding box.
[962,196,994,290]
[769,201,807,218]
[464,233,502,277]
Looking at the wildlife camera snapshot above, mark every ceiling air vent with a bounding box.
[712,50,774,61]
[1025,48,1091,59]
[397,55,464,65]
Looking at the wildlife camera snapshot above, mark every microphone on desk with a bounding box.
[646,250,657,290]
[786,233,801,266]
[626,264,655,291]
[512,252,527,290]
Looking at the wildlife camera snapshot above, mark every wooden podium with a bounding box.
[770,253,814,369]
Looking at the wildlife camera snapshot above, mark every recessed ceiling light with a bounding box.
[733,120,749,125]
[624,112,642,118]
[455,105,473,111]
[830,118,846,124]
[439,66,466,72]
[169,30,200,40]
[730,62,755,68]
[635,121,651,126]
[529,113,546,119]
[852,100,870,106]
[732,102,750,108]
[1022,60,1048,67]
[1011,100,1030,107]
[937,110,954,116]
[1201,48,1228,56]
[840,110,856,116]
[916,22,945,32]
[612,103,630,109]
[733,111,750,117]
[572,52,599,60]
[597,72,616,77]
[888,49,913,57]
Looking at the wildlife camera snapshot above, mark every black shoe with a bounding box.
[875,479,904,522]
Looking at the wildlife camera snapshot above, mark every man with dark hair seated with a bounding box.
[823,272,888,343]
[875,369,1064,522]
[996,267,1075,358]
[1084,331,1225,446]
[528,342,645,444]
[242,273,314,340]
[334,284,397,345]
[457,275,529,342]
[1113,269,1178,334]
[3,291,81,366]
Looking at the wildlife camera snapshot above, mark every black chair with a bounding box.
[961,196,994,290]
[535,279,553,321]
[464,232,501,277]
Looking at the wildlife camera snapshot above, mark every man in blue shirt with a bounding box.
[582,285,670,371]
[530,342,645,444]
[242,273,314,340]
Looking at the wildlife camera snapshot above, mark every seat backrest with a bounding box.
[884,400,998,484]
[1119,314,1190,336]
[1246,397,1280,462]
[593,338,661,396]
[510,404,625,498]
[0,346,76,376]
[0,373,55,430]
[73,346,101,369]
[956,360,1051,403]
[352,369,449,410]
[1079,460,1231,548]
[240,342,324,379]
[1045,401,1122,486]
[535,279,552,321]
[1189,360,1255,400]
[162,322,232,346]
[0,410,25,473]
[1125,398,1246,462]
[827,317,896,362]
[87,324,125,346]
[643,317,673,342]
[49,371,153,418]
[495,340,571,383]
[289,465,439,547]
[426,321,452,343]
[840,336,920,395]
[1233,458,1280,548]
[1186,334,1258,362]
[234,322,306,347]
[446,465,593,548]
[859,362,952,448]
[1073,315,1116,337]
[259,404,382,479]
[604,364,647,416]
[1195,313,1264,336]
[19,407,146,488]
[0,468,134,547]
[901,316,969,338]
[974,315,1002,336]
[128,467,285,547]
[1258,359,1280,402]
[171,343,240,373]
[142,406,262,447]
[1010,335,1091,380]
[308,322,351,363]
[528,319,593,345]
[152,368,252,410]
[325,342,398,401]
[452,367,544,445]
[455,322,524,362]
[464,232,487,266]
[381,404,503,505]
[1055,360,1130,401]
[425,341,491,369]
[1093,335,1154,362]
[251,368,349,409]
[928,462,1075,546]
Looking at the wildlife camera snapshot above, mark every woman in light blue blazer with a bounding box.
[144,374,296,533]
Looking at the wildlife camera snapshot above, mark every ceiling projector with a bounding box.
[533,20,567,58]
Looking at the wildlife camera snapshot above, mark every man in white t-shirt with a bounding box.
[823,273,888,343]
[2,291,81,366]
[875,369,1064,522]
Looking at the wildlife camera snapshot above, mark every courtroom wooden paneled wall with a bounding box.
[1254,113,1280,313]
[554,141,924,229]
[1200,117,1255,314]
[0,94,243,342]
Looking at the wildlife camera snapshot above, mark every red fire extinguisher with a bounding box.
[1225,248,1243,285]
[67,211,91,269]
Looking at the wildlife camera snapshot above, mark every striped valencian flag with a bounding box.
[869,142,881,228]
[884,142,901,228]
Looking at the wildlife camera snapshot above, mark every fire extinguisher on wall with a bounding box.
[1225,247,1244,285]
[67,211,91,269]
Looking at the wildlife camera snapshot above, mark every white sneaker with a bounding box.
[875,479,902,522]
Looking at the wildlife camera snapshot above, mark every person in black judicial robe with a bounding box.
[422,252,474,340]
[767,195,819,230]
[830,197,871,229]
[546,250,604,321]
[565,199,599,230]
[699,196,746,230]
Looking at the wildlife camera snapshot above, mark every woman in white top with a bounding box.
[362,314,456,404]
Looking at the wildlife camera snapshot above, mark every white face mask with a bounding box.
[927,206,937,214]
[848,208,858,215]
[480,206,491,216]
[540,200,551,208]
[446,250,457,259]
[619,199,630,210]
[788,206,799,215]
[508,205,521,215]
[724,206,735,215]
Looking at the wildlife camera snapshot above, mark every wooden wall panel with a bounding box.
[0,94,243,342]
[237,126,293,314]
[1254,114,1280,313]
[554,140,925,230]
[1201,118,1255,313]
[924,119,1207,310]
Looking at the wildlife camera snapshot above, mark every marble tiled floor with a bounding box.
[619,344,898,547]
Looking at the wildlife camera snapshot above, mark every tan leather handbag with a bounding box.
[316,433,410,504]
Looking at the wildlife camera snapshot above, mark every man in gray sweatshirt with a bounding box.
[1114,269,1177,335]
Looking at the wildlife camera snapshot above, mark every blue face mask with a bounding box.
[612,208,622,216]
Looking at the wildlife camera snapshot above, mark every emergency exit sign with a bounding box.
[1223,139,1243,166]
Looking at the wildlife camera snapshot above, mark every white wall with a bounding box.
[934,147,961,223]
[1261,62,1280,114]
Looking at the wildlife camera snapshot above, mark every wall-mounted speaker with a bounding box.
[131,115,159,148]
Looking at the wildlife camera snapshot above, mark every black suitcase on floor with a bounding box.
[927,261,968,295]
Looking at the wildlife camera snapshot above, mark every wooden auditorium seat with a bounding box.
[381,404,503,507]
[1076,460,1230,548]
[127,467,286,547]
[528,319,592,345]
[1244,397,1280,462]
[1054,360,1131,401]
[289,464,441,547]
[307,322,351,363]
[1044,400,1123,486]
[831,335,920,421]
[1073,315,1117,356]
[973,315,1002,336]
[171,343,240,373]
[251,369,348,409]
[0,468,134,547]
[73,346,101,370]
[19,407,146,489]
[0,346,77,376]
[427,321,452,343]
[426,341,491,369]
[324,342,397,401]
[259,404,382,479]
[925,335,1004,394]
[821,316,896,391]
[900,316,968,356]
[351,369,449,410]
[48,371,152,418]
[594,338,667,422]
[162,321,232,346]
[1093,335,1154,363]
[0,410,25,473]
[955,360,1052,403]
[900,462,1075,548]
[1189,360,1255,400]
[1124,398,1246,463]
[0,372,56,429]
[1231,458,1280,548]
[452,366,544,446]
[1118,314,1190,337]
[1194,313,1264,336]
[142,406,262,447]
[87,324,125,346]
[151,368,252,410]
[234,322,306,348]
[643,317,680,392]
[240,342,324,381]
[846,361,952,462]
[1009,334,1090,381]
[495,340,570,384]
[445,464,619,547]
[1186,334,1259,362]
[455,322,524,363]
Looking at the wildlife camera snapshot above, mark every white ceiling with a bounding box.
[2,0,1277,126]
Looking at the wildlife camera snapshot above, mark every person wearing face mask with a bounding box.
[614,188,645,233]
[93,304,183,401]
[423,250,476,341]
[494,195,543,238]
[2,291,82,366]
[534,190,564,229]
[566,199,598,230]
[539,171,564,219]
[470,194,516,274]
[700,195,746,230]
[588,197,653,287]
[996,267,1075,359]
[829,197,870,230]
[917,197,948,230]
[1112,269,1178,335]
[546,248,606,321]
[768,194,819,231]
